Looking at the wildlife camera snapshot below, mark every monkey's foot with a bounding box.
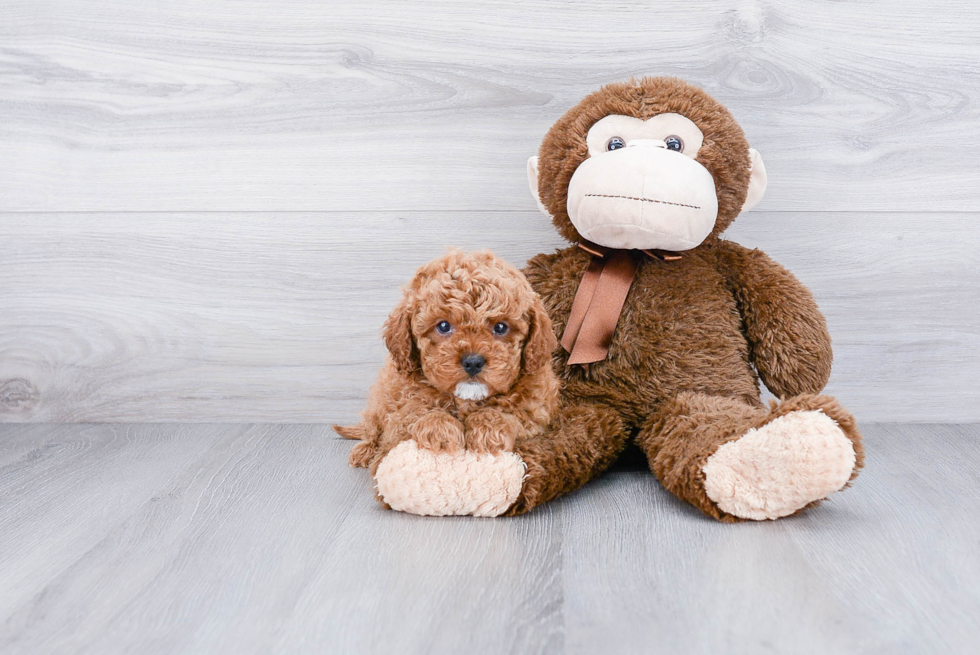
[375,441,526,517]
[702,410,856,520]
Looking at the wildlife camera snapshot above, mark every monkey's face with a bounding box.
[529,77,767,251]
[565,113,719,251]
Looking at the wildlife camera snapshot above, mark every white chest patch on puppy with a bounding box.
[454,381,490,401]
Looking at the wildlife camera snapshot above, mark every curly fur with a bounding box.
[335,250,561,480]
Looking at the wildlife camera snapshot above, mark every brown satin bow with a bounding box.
[561,241,682,365]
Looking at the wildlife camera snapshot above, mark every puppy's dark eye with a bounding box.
[664,136,684,152]
[435,320,452,335]
[606,137,626,151]
[492,322,509,336]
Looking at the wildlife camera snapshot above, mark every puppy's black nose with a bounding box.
[460,353,486,377]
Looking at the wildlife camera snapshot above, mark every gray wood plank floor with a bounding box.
[1,423,978,654]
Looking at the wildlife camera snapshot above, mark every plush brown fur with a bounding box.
[335,250,560,479]
[536,76,752,244]
[512,77,864,520]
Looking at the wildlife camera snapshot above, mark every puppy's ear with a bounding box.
[522,298,558,374]
[383,298,420,376]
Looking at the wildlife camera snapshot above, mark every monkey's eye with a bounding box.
[435,320,453,335]
[664,136,684,152]
[492,322,509,336]
[606,136,626,151]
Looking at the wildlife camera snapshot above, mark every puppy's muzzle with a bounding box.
[460,353,486,377]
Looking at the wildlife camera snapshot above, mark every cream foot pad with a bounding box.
[375,441,527,517]
[702,410,856,520]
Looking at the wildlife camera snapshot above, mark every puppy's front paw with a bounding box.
[464,409,520,454]
[411,410,465,454]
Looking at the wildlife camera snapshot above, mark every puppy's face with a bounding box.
[384,251,555,402]
[415,303,529,401]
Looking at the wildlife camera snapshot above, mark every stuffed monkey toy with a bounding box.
[369,76,863,521]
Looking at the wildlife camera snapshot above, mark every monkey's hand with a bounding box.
[374,441,526,517]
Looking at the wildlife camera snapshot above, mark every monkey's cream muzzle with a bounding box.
[565,142,719,251]
[527,112,767,251]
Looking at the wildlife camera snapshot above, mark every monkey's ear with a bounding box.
[527,156,552,217]
[382,299,420,376]
[741,148,768,213]
[522,298,558,374]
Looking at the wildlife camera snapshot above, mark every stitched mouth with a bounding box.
[584,193,701,210]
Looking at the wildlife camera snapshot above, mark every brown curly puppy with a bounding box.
[334,250,559,479]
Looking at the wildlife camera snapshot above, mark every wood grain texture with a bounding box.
[0,0,978,212]
[0,212,976,423]
[0,424,562,655]
[0,424,255,621]
[1,1,977,422]
[0,423,978,654]
[559,423,980,655]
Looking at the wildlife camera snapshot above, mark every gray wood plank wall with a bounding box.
[1,0,978,422]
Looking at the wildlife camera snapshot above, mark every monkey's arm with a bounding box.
[506,401,627,515]
[716,241,832,397]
